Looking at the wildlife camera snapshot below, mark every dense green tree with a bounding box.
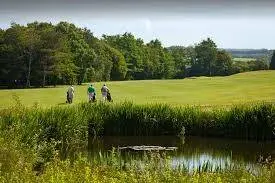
[168,46,186,78]
[89,41,114,81]
[146,39,175,79]
[103,33,144,79]
[168,46,195,78]
[270,51,275,70]
[0,22,79,87]
[56,22,96,85]
[193,38,217,76]
[30,22,60,86]
[27,22,77,86]
[0,23,34,87]
[109,47,127,80]
[213,50,233,76]
[21,24,41,87]
[0,29,4,42]
[51,52,77,85]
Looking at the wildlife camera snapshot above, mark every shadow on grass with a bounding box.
[57,102,68,106]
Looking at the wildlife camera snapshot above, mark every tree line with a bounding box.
[0,21,272,88]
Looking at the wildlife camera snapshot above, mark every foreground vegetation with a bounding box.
[1,70,275,108]
[0,129,275,182]
[1,138,275,183]
[1,101,275,182]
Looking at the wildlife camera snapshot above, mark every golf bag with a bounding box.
[89,92,96,103]
[66,91,71,103]
[107,91,113,102]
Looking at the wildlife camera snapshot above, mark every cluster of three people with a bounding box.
[66,84,111,104]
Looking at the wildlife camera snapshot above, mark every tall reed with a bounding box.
[1,102,275,149]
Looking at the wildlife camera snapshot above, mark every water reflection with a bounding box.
[88,136,275,171]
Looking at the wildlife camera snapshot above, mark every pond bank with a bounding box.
[1,102,275,145]
[1,102,275,181]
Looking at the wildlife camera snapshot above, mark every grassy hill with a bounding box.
[0,71,275,108]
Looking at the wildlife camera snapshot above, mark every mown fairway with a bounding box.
[0,70,275,108]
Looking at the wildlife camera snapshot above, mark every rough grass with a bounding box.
[0,71,275,109]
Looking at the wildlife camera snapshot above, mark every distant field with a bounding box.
[233,57,256,62]
[0,70,275,108]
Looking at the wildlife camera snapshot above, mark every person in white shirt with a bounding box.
[101,84,109,101]
[67,85,74,103]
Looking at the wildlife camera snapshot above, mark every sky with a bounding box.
[0,0,275,49]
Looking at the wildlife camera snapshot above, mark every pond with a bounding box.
[87,136,275,172]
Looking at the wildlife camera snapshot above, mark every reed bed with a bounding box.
[1,101,275,182]
[1,102,275,149]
